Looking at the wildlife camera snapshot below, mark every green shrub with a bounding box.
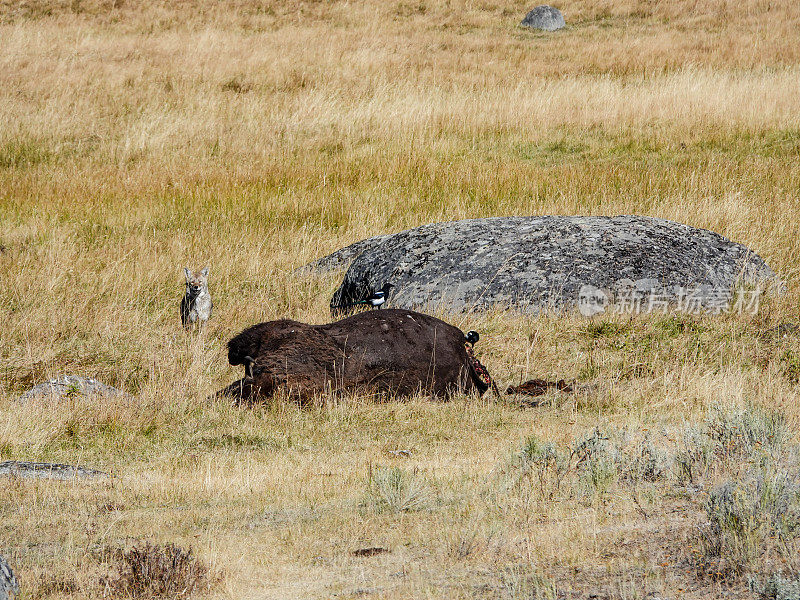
[621,433,670,484]
[706,405,788,463]
[364,466,430,513]
[512,429,617,501]
[675,406,788,484]
[698,469,800,574]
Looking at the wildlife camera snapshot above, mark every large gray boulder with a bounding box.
[0,555,18,600]
[521,5,565,31]
[307,216,779,316]
[306,235,392,273]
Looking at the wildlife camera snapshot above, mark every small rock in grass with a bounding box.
[521,5,565,31]
[0,554,19,600]
[16,375,134,403]
[0,461,110,481]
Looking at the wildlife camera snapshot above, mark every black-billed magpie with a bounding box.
[359,282,394,308]
[335,282,394,310]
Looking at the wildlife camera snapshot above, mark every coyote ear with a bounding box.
[200,266,209,278]
[184,267,191,281]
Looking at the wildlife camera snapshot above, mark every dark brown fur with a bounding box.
[223,309,487,402]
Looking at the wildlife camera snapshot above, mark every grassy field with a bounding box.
[2,0,800,597]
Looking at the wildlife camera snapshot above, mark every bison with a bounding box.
[221,309,493,402]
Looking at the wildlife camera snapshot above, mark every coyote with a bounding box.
[181,267,212,329]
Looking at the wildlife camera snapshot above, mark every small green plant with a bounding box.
[65,381,82,399]
[654,315,705,337]
[603,433,667,515]
[581,321,628,339]
[365,466,430,513]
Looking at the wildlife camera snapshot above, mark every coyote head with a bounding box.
[184,267,209,299]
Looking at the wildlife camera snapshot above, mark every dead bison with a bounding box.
[222,309,491,402]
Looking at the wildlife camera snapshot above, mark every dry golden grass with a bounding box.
[1,0,800,597]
